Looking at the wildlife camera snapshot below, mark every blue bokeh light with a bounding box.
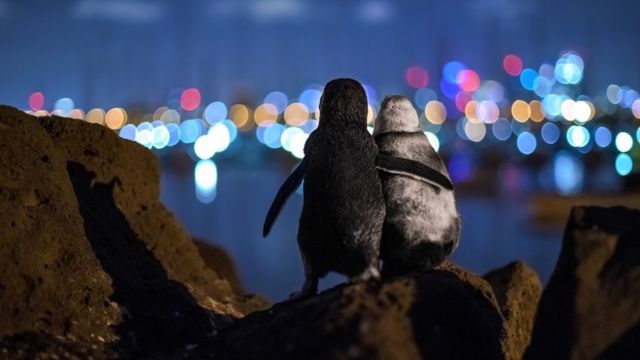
[541,122,560,144]
[554,151,584,194]
[615,153,633,176]
[519,68,538,91]
[595,127,612,148]
[516,131,537,155]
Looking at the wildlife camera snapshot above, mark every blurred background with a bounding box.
[3,0,640,301]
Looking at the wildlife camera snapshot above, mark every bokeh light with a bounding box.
[152,125,170,149]
[615,132,633,152]
[299,88,322,111]
[615,153,633,176]
[477,101,499,124]
[180,119,203,143]
[424,131,440,152]
[284,102,310,126]
[105,108,127,130]
[86,108,106,125]
[194,159,218,204]
[529,100,545,122]
[204,102,227,125]
[541,122,560,144]
[516,131,537,155]
[456,69,480,92]
[119,124,137,141]
[254,103,278,127]
[554,151,584,194]
[160,109,181,124]
[264,91,289,114]
[54,98,74,115]
[595,127,612,148]
[28,92,45,111]
[566,125,590,148]
[425,101,447,124]
[443,61,467,84]
[519,68,537,90]
[511,100,531,122]
[464,120,486,142]
[229,104,251,129]
[503,54,523,76]
[263,123,285,149]
[406,65,429,88]
[414,88,437,109]
[180,88,201,111]
[492,118,511,141]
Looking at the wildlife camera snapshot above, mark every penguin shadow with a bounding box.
[66,162,217,355]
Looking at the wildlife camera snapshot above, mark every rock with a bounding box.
[0,107,119,344]
[193,238,244,294]
[484,261,542,360]
[526,206,640,360]
[204,264,508,360]
[0,106,268,356]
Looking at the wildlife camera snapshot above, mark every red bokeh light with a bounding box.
[503,54,523,76]
[405,66,429,88]
[29,92,45,111]
[180,88,201,111]
[455,91,473,112]
[456,70,480,92]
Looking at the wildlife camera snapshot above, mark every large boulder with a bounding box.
[485,262,542,360]
[205,263,511,360]
[0,106,268,356]
[526,206,640,360]
[0,107,119,344]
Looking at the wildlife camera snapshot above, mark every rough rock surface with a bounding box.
[204,263,509,360]
[4,105,640,359]
[0,107,119,344]
[0,106,267,356]
[194,238,244,293]
[526,206,640,360]
[485,261,542,360]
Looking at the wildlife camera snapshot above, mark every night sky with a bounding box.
[2,0,640,109]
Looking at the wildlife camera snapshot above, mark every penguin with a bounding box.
[263,78,386,299]
[372,95,461,276]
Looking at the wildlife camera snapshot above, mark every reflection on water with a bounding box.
[161,164,562,302]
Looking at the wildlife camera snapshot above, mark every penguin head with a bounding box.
[319,78,367,127]
[373,95,421,135]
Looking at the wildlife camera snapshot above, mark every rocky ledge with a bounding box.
[0,106,639,359]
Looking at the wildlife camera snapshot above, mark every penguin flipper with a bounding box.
[263,159,306,237]
[376,154,454,190]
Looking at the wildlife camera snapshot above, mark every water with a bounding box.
[161,162,563,302]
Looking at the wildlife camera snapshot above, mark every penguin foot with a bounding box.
[351,265,381,283]
[285,275,318,303]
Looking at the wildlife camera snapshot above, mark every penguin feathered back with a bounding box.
[319,79,368,127]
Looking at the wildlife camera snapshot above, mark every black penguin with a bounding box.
[373,95,461,276]
[263,79,386,299]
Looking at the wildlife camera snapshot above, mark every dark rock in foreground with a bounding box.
[203,262,539,360]
[485,261,542,360]
[0,106,268,357]
[3,105,640,359]
[526,206,640,360]
[194,238,245,294]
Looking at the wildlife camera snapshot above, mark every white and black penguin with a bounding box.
[263,78,386,299]
[373,95,461,276]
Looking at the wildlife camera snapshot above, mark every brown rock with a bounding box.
[0,106,268,356]
[485,261,542,360]
[206,264,507,360]
[526,206,640,360]
[193,238,244,293]
[0,107,119,344]
[37,109,264,317]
